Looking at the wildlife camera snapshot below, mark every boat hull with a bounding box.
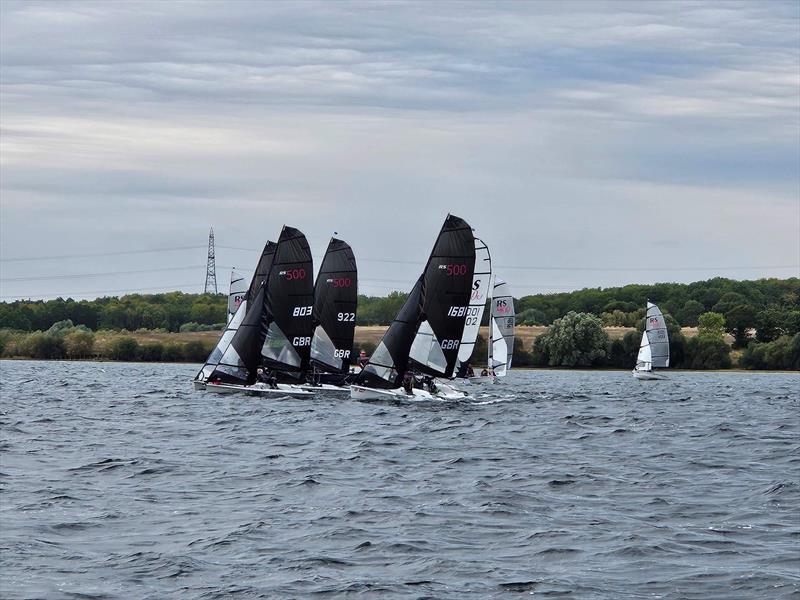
[204,382,314,397]
[350,383,469,401]
[467,375,495,385]
[632,369,669,381]
[192,379,206,390]
[299,383,350,395]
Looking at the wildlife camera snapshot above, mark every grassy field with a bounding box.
[93,325,706,351]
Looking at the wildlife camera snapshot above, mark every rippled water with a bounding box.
[1,360,798,599]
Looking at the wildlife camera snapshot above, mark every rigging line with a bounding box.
[0,264,236,282]
[0,246,208,263]
[0,283,204,300]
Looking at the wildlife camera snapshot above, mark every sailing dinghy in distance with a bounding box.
[204,226,315,398]
[633,301,670,380]
[350,214,477,401]
[483,277,515,381]
[193,241,277,390]
[301,237,358,395]
[227,269,247,324]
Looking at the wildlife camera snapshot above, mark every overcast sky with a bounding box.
[1,0,798,301]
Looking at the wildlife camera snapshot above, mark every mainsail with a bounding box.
[311,238,358,373]
[489,277,515,376]
[260,226,314,376]
[227,269,247,324]
[196,240,276,382]
[358,214,475,388]
[456,237,492,368]
[636,301,669,370]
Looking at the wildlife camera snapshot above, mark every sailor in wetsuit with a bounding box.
[402,371,414,395]
[422,375,438,394]
[256,367,278,389]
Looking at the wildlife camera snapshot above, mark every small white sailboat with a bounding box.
[633,301,670,380]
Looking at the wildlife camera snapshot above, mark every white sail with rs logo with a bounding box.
[633,301,670,380]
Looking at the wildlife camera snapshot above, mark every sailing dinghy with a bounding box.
[633,301,670,380]
[300,237,358,395]
[193,241,277,390]
[350,214,478,401]
[203,226,315,397]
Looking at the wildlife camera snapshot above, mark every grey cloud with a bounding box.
[1,1,797,300]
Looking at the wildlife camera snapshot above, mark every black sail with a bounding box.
[409,214,475,378]
[196,239,275,382]
[311,238,358,373]
[207,284,268,385]
[357,213,475,388]
[260,226,314,376]
[357,278,423,388]
[247,241,277,304]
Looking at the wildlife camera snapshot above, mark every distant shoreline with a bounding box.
[0,357,795,375]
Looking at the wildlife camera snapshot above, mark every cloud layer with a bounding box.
[1,1,798,299]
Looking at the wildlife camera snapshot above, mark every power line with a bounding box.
[0,246,207,263]
[0,283,205,300]
[0,264,219,283]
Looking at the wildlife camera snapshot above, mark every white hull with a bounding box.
[350,382,469,401]
[632,369,669,381]
[299,383,350,395]
[204,381,314,397]
[466,375,495,385]
[192,379,206,390]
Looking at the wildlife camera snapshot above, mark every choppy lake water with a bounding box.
[1,360,798,599]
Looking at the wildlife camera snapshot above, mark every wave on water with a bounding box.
[0,360,798,599]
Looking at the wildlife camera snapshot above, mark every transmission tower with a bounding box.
[204,227,218,294]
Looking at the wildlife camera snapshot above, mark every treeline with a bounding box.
[0,292,226,333]
[518,310,800,371]
[3,277,797,334]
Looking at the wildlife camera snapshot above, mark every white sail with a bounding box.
[489,277,515,375]
[457,238,492,365]
[197,298,248,381]
[635,331,652,371]
[644,301,669,368]
[409,320,448,374]
[227,269,247,324]
[490,317,508,376]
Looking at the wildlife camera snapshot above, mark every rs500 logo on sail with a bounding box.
[438,264,468,276]
[279,268,307,280]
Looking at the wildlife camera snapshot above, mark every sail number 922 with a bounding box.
[337,312,356,322]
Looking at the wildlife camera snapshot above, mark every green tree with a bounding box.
[137,343,164,362]
[678,300,705,326]
[64,330,95,359]
[535,311,609,367]
[698,312,726,339]
[725,304,758,348]
[108,337,139,361]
